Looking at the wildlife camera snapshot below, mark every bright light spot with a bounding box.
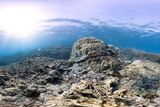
[0,5,45,40]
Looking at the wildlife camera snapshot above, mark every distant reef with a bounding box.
[1,43,160,66]
[122,48,160,63]
[0,47,71,66]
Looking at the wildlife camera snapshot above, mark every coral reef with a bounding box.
[0,37,160,107]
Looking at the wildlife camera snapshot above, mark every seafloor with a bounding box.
[0,37,160,107]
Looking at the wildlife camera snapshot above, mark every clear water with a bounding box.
[0,18,160,57]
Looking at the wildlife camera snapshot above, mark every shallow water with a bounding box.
[0,18,160,58]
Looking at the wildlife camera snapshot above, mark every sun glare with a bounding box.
[0,5,44,39]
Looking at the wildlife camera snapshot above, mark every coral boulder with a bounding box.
[70,37,121,62]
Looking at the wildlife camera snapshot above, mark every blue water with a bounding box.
[0,18,160,57]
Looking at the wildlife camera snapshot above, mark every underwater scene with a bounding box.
[0,0,160,107]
